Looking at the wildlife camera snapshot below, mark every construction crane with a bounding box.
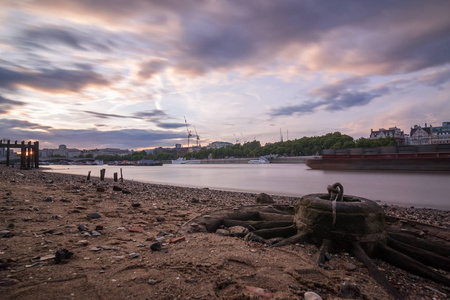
[193,125,200,148]
[184,116,192,151]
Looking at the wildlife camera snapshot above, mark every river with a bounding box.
[43,164,450,210]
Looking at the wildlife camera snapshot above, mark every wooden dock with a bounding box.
[0,140,39,169]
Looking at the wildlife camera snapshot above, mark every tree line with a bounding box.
[93,132,397,161]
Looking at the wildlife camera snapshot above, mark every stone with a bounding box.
[90,231,101,236]
[256,193,274,204]
[156,216,165,222]
[0,278,20,286]
[87,213,101,219]
[191,197,200,203]
[169,236,185,244]
[129,253,139,258]
[96,187,105,192]
[304,291,322,300]
[113,186,122,191]
[127,226,144,233]
[150,242,162,251]
[131,203,141,207]
[122,190,131,194]
[341,262,357,271]
[228,226,249,237]
[95,225,104,231]
[148,279,159,285]
[76,240,89,246]
[6,198,14,202]
[54,249,73,263]
[78,224,89,232]
[245,286,273,299]
[244,232,267,243]
[44,197,53,202]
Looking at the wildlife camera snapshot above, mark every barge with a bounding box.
[306,145,450,171]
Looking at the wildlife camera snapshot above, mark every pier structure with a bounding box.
[0,140,39,169]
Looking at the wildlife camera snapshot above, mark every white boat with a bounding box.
[248,157,270,164]
[171,158,201,164]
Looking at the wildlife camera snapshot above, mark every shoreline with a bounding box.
[1,166,448,299]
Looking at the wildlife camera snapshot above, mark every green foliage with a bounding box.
[95,150,175,162]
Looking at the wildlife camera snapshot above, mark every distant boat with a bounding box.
[248,157,270,164]
[171,158,201,164]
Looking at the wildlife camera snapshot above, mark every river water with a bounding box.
[44,164,450,210]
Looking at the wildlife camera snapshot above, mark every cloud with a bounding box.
[83,111,129,119]
[416,68,450,87]
[271,76,386,116]
[138,59,168,79]
[0,66,109,93]
[155,122,186,129]
[0,118,185,149]
[22,26,114,52]
[0,95,25,114]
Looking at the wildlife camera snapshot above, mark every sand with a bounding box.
[0,166,448,299]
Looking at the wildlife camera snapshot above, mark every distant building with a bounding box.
[206,141,233,149]
[370,126,405,145]
[431,122,450,144]
[410,123,432,145]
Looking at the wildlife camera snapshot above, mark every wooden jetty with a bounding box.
[0,140,39,169]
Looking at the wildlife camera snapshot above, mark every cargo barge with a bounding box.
[306,145,450,171]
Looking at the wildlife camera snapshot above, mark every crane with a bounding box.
[193,125,200,148]
[184,116,192,151]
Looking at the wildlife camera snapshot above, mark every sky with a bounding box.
[1,0,450,150]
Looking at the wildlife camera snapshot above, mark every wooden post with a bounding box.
[120,168,123,182]
[113,172,118,182]
[20,141,26,170]
[27,141,31,169]
[87,171,91,181]
[6,139,10,167]
[100,168,106,181]
[34,141,39,169]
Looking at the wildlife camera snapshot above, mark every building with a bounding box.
[431,122,450,144]
[370,126,405,145]
[206,141,233,149]
[410,123,432,145]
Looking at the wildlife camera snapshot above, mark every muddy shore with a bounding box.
[0,166,448,299]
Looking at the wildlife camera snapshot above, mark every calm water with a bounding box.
[44,164,450,210]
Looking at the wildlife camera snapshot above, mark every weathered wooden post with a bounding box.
[34,141,39,169]
[27,141,32,169]
[100,168,106,181]
[20,141,26,170]
[87,171,91,181]
[6,139,10,167]
[120,168,123,182]
[113,172,118,182]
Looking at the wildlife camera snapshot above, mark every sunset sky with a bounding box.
[1,0,450,150]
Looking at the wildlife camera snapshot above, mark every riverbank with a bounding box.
[0,166,448,299]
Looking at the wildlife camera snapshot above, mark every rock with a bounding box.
[0,230,12,237]
[122,190,131,194]
[169,236,185,244]
[78,224,89,232]
[51,215,63,219]
[341,262,357,271]
[127,226,144,233]
[76,240,89,246]
[95,225,103,231]
[44,197,53,202]
[90,231,101,236]
[54,249,74,263]
[131,203,141,207]
[90,247,102,252]
[6,198,14,202]
[87,213,101,219]
[340,282,360,298]
[256,193,274,204]
[156,216,165,222]
[96,187,105,192]
[191,197,199,203]
[304,291,322,300]
[148,279,160,285]
[113,186,122,191]
[129,253,139,258]
[245,286,273,299]
[150,242,162,251]
[228,226,249,237]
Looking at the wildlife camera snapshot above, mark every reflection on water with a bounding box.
[44,164,450,210]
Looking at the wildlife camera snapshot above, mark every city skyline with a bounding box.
[1,1,450,150]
